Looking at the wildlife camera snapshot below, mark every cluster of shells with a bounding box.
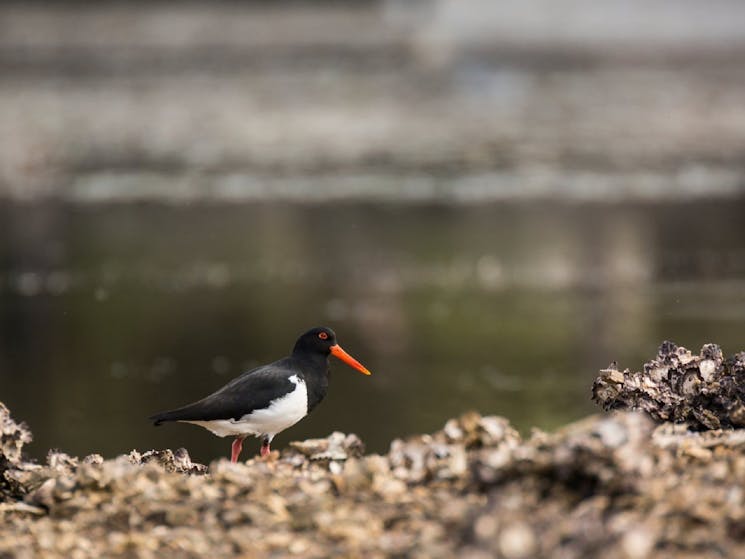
[593,341,745,429]
[2,342,745,558]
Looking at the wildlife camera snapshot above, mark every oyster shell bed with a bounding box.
[593,341,745,429]
[2,344,745,559]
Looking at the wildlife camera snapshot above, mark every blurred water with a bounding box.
[1,198,745,462]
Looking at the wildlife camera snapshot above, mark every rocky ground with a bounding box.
[2,342,745,558]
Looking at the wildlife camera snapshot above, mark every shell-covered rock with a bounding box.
[1,402,34,501]
[3,380,745,558]
[465,410,745,558]
[592,341,745,429]
[128,448,208,475]
[288,431,365,462]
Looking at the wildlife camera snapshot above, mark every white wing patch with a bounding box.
[183,375,308,440]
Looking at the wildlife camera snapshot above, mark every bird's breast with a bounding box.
[242,374,309,434]
[184,374,309,438]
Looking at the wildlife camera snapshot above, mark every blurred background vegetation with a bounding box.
[1,0,745,461]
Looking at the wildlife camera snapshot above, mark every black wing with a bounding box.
[149,358,302,424]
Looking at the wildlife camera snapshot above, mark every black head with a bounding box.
[292,326,371,375]
[293,326,338,356]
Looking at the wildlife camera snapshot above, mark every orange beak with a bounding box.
[330,344,372,376]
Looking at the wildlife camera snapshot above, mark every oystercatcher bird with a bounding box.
[149,327,371,462]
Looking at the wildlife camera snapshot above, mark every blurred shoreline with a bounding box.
[2,0,745,202]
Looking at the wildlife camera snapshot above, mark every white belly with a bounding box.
[183,375,308,440]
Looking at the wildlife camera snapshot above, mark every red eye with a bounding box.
[319,332,328,340]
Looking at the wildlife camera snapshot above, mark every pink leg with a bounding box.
[231,436,245,463]
[260,437,271,458]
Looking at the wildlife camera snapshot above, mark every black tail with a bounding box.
[149,393,236,425]
[149,400,210,425]
[149,410,182,426]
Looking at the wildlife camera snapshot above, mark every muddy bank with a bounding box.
[3,343,745,558]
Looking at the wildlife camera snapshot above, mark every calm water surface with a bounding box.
[1,199,744,461]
